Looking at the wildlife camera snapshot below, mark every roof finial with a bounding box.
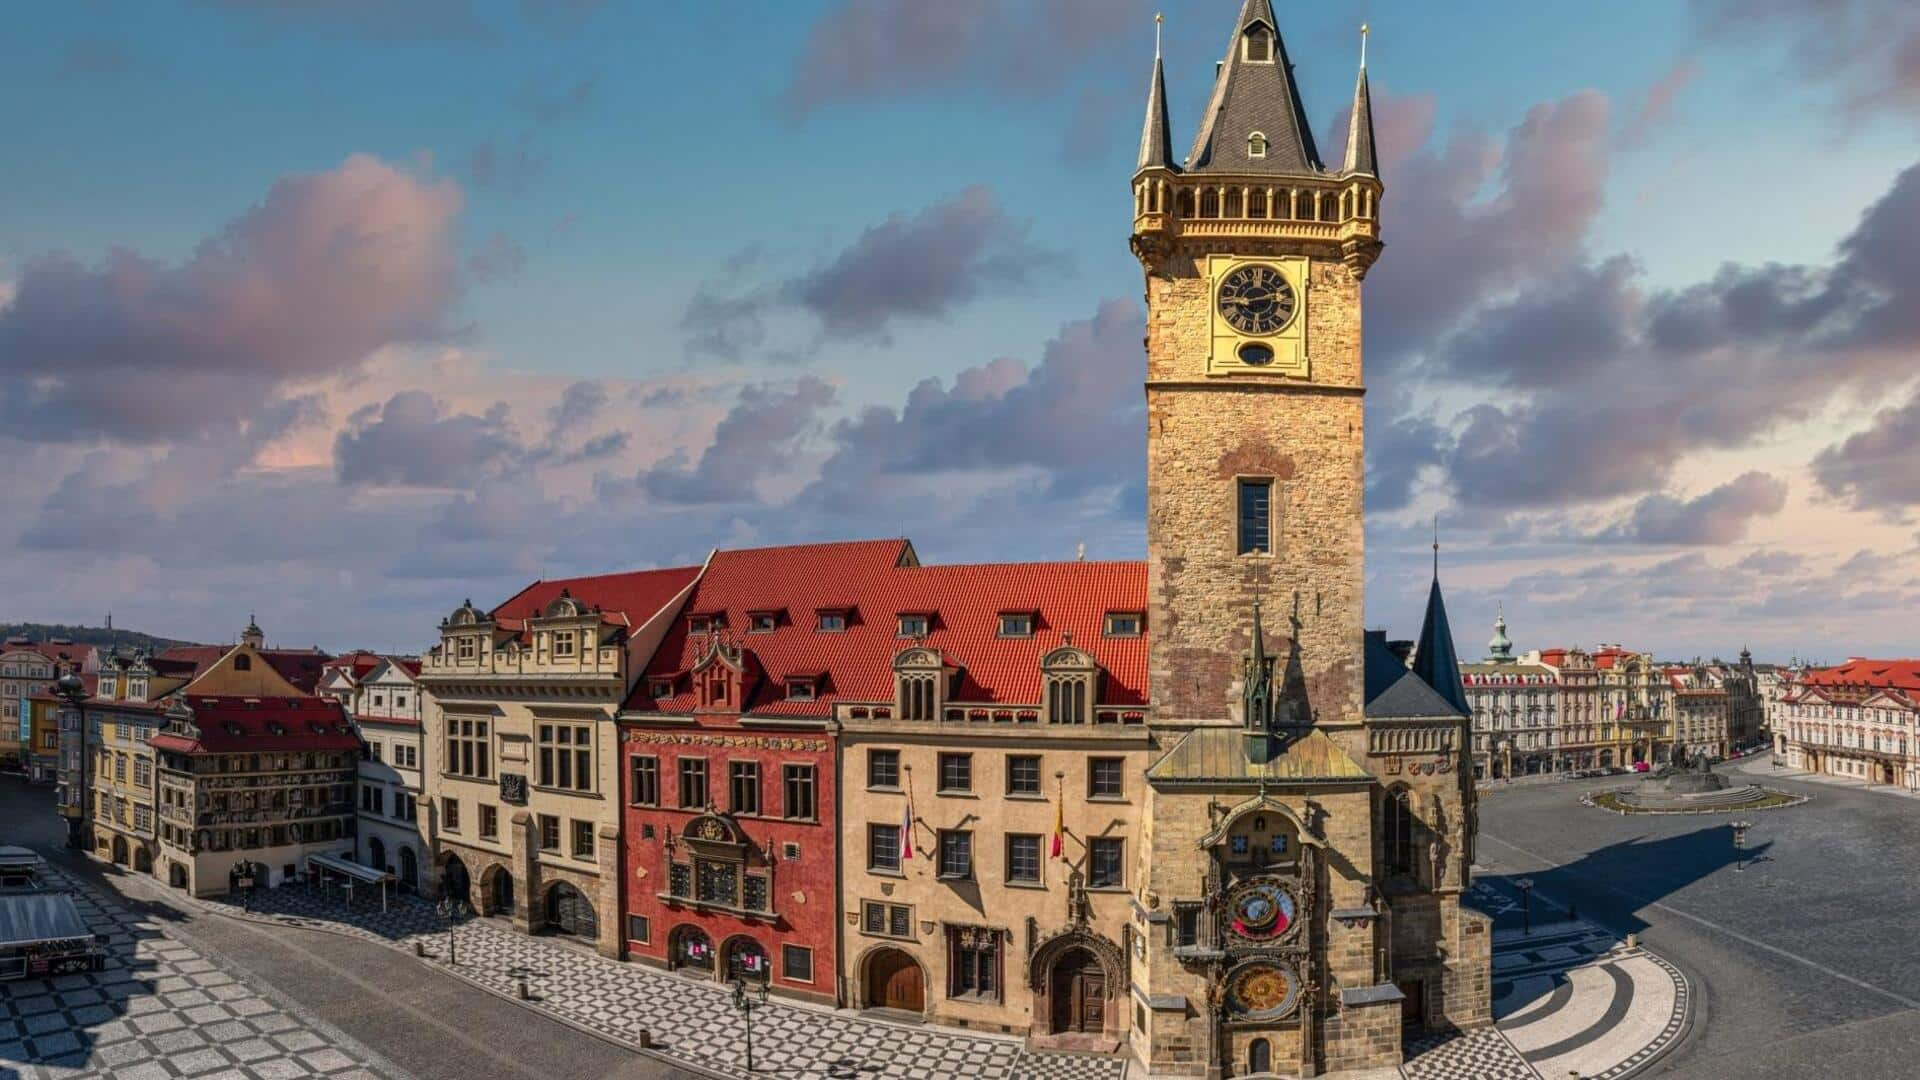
[1359,22,1369,68]
[1154,11,1163,59]
[1432,514,1440,579]
[1076,541,1086,562]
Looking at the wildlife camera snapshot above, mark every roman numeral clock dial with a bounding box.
[1216,264,1298,337]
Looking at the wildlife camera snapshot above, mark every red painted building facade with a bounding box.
[617,541,912,1004]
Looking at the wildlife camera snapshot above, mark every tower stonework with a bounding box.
[1130,5,1488,1077]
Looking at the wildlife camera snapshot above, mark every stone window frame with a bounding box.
[1235,475,1277,557]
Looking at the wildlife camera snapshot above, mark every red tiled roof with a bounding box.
[27,673,98,704]
[155,646,228,678]
[321,651,385,682]
[0,640,94,669]
[1800,659,1920,693]
[626,540,1147,718]
[147,696,359,754]
[490,565,703,639]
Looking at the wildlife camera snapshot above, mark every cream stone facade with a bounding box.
[839,717,1153,1046]
[419,574,696,958]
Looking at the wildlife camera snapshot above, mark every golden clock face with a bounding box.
[1217,264,1297,336]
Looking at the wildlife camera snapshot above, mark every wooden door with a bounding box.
[867,950,924,1011]
[1400,979,1426,1029]
[1050,951,1104,1034]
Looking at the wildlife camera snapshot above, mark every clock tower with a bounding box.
[1132,0,1380,743]
[1130,6,1487,1078]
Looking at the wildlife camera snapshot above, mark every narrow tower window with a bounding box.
[1248,132,1268,159]
[1237,479,1273,556]
[1244,29,1272,63]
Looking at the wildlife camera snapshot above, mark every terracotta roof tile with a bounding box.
[627,540,1146,718]
[148,696,359,754]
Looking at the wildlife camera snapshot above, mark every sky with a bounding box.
[2,0,1918,663]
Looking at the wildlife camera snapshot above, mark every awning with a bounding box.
[0,892,93,948]
[307,853,393,884]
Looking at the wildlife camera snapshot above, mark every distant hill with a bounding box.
[0,623,199,654]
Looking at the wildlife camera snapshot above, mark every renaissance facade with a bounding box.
[408,3,1492,1072]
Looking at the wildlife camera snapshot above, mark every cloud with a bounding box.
[784,0,1152,116]
[1693,0,1920,122]
[466,232,527,282]
[334,391,523,488]
[467,137,546,193]
[200,0,492,43]
[681,189,1058,357]
[641,377,837,505]
[1621,59,1700,147]
[1812,387,1920,515]
[785,186,1056,342]
[1605,472,1789,544]
[0,154,462,443]
[57,37,136,78]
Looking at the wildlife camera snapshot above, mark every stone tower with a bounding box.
[1130,7,1488,1077]
[1134,0,1381,743]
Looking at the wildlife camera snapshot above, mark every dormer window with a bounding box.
[817,611,848,633]
[749,612,779,634]
[649,677,674,699]
[1104,612,1144,638]
[897,614,929,638]
[998,613,1035,638]
[786,679,816,702]
[1244,27,1272,63]
[1248,131,1268,159]
[689,615,716,635]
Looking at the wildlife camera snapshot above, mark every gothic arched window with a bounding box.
[1248,132,1268,159]
[1384,785,1414,876]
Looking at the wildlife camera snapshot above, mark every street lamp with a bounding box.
[1515,877,1535,936]
[53,673,88,851]
[1730,820,1752,873]
[729,975,771,1072]
[436,896,470,964]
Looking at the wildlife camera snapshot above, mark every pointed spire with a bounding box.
[1412,538,1471,716]
[1343,24,1379,177]
[1137,13,1176,173]
[1186,0,1322,175]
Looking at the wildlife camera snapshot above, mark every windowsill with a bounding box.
[1005,880,1047,890]
[867,867,905,879]
[937,874,975,884]
[1087,885,1127,893]
[1086,795,1129,803]
[531,785,602,799]
[947,991,1001,1005]
[867,785,902,794]
[936,790,977,799]
[1005,793,1047,801]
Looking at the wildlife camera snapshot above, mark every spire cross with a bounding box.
[1155,12,1163,59]
[1431,515,1440,578]
[1359,22,1369,68]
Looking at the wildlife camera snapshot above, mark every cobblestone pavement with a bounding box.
[199,885,1123,1080]
[1401,917,1690,1080]
[0,866,402,1080]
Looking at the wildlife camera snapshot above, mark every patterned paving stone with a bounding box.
[0,865,399,1080]
[204,884,1128,1080]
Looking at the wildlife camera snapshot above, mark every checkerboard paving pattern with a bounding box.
[1401,1024,1539,1080]
[202,885,1127,1080]
[0,866,395,1080]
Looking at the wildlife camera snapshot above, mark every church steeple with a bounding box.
[1136,14,1176,173]
[1342,26,1379,177]
[1412,541,1471,716]
[1186,0,1323,175]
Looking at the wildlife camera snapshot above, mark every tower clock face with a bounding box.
[1217,264,1297,336]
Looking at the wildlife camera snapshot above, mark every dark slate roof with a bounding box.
[1411,577,1472,716]
[1186,0,1324,176]
[1343,65,1378,177]
[1365,630,1462,719]
[1137,55,1176,172]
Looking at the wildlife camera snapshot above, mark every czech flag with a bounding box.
[901,791,914,862]
[1051,795,1064,859]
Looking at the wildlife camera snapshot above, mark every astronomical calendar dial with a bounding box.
[1227,962,1302,1021]
[1216,263,1298,336]
[1228,879,1299,941]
